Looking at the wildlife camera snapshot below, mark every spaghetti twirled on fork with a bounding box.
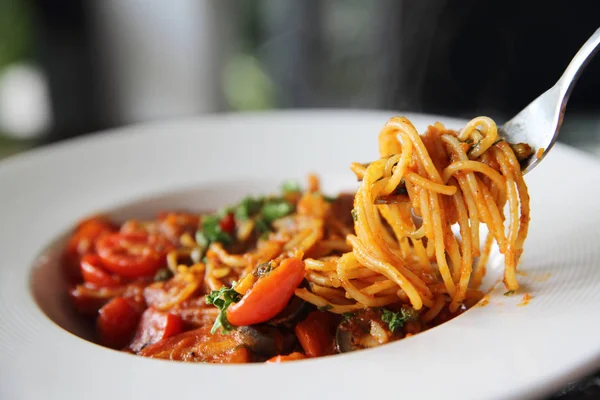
[297,116,530,321]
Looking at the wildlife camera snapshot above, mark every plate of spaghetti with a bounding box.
[2,111,600,399]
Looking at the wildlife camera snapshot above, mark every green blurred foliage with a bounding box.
[0,135,34,158]
[223,53,275,111]
[0,0,33,155]
[0,0,32,69]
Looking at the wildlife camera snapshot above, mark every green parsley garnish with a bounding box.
[317,304,333,312]
[234,195,295,237]
[381,307,418,333]
[195,231,209,249]
[251,199,295,237]
[342,312,355,321]
[261,200,294,223]
[504,290,516,296]
[235,196,263,221]
[216,206,234,218]
[281,179,302,194]
[255,217,270,234]
[323,194,337,203]
[197,214,233,247]
[202,214,220,227]
[205,285,242,334]
[351,209,358,221]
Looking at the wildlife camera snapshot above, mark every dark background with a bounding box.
[1,1,600,397]
[1,0,599,150]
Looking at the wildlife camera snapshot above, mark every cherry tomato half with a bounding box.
[97,297,142,349]
[295,311,336,357]
[266,352,306,363]
[63,215,116,282]
[227,257,305,326]
[80,254,122,287]
[219,213,236,234]
[139,326,250,363]
[69,281,147,316]
[96,233,173,279]
[129,308,183,352]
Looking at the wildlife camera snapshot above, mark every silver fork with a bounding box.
[500,28,600,174]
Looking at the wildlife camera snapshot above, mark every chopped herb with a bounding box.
[205,284,242,334]
[235,196,263,221]
[317,304,333,312]
[217,206,234,218]
[342,312,355,321]
[351,209,358,221]
[154,268,173,282]
[259,231,270,240]
[200,215,233,245]
[250,199,294,236]
[262,200,294,223]
[464,138,474,144]
[504,290,516,296]
[211,229,233,245]
[195,231,209,249]
[281,179,302,194]
[381,306,418,333]
[323,194,337,203]
[255,217,270,234]
[254,261,273,278]
[202,214,220,227]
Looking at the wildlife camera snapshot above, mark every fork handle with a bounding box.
[557,28,600,101]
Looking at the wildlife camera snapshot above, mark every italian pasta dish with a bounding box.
[64,116,530,363]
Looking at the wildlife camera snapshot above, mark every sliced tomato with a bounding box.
[97,297,142,349]
[96,232,173,278]
[219,213,236,234]
[80,254,121,287]
[162,296,220,328]
[69,284,125,316]
[227,257,305,326]
[266,352,306,363]
[295,311,336,357]
[139,326,250,363]
[69,281,147,316]
[63,215,116,282]
[222,347,250,363]
[129,308,183,352]
[120,220,156,235]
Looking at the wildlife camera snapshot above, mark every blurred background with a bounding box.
[1,0,600,160]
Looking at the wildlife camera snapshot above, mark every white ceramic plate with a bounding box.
[2,111,600,400]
